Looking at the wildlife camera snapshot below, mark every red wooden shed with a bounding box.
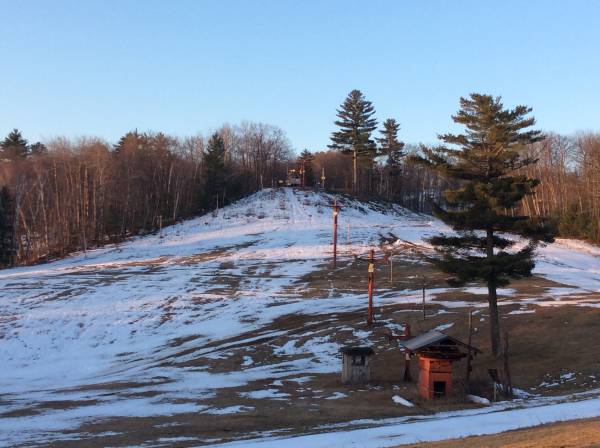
[400,331,480,400]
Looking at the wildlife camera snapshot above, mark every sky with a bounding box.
[1,1,599,153]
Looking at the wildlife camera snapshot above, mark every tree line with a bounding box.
[0,123,292,266]
[519,132,600,242]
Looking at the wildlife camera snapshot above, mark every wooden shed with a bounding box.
[400,331,479,400]
[340,346,374,384]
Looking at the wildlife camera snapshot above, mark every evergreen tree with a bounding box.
[418,93,555,356]
[377,118,405,173]
[29,142,48,156]
[328,90,377,192]
[298,149,315,187]
[113,130,146,153]
[204,133,227,208]
[1,129,29,159]
[0,186,16,266]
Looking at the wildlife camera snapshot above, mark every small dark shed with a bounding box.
[340,346,374,384]
[400,331,479,400]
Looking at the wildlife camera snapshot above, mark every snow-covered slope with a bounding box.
[1,188,599,446]
[0,189,422,394]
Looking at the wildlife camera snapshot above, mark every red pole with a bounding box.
[333,200,339,267]
[367,248,375,325]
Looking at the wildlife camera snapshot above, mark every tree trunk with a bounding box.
[353,148,357,193]
[488,280,500,357]
[486,228,501,357]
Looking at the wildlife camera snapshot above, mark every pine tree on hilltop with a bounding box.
[418,93,555,356]
[377,118,405,173]
[328,90,377,193]
[1,129,29,159]
[113,130,146,153]
[204,133,227,209]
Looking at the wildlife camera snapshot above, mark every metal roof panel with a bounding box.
[400,331,448,351]
[399,330,481,354]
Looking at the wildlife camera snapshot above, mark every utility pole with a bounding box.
[403,323,413,382]
[422,281,426,320]
[353,148,357,193]
[367,248,375,325]
[300,159,306,189]
[332,199,340,267]
[465,311,473,392]
[503,332,513,397]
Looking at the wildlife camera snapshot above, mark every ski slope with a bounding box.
[1,188,599,447]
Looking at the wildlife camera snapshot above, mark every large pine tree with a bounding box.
[328,90,377,192]
[377,118,405,173]
[419,93,555,356]
[204,133,227,208]
[377,118,405,199]
[1,129,29,159]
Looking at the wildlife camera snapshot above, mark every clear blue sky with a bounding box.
[1,1,599,153]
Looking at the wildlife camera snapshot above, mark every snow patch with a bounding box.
[392,395,414,407]
[325,392,347,400]
[239,389,290,400]
[204,405,255,415]
[466,394,491,405]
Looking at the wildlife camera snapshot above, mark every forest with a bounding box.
[1,90,599,267]
[0,123,292,265]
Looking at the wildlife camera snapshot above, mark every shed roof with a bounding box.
[340,346,374,356]
[399,331,480,353]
